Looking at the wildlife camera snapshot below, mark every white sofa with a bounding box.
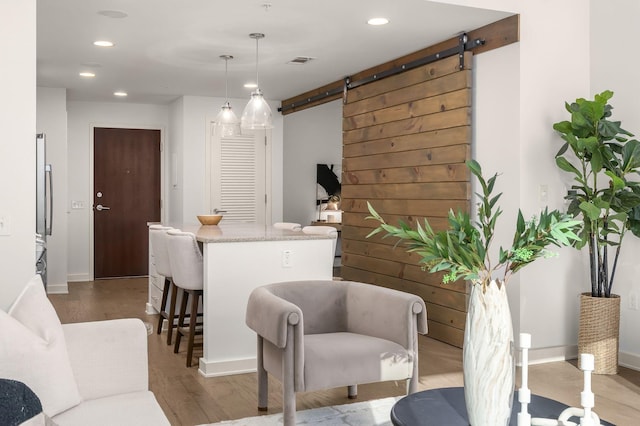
[51,318,170,425]
[0,276,170,426]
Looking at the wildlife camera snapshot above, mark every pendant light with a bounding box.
[214,55,241,137]
[241,33,273,130]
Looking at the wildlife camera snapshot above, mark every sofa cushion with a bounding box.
[0,276,81,417]
[51,391,170,426]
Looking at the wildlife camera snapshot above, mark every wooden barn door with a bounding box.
[340,52,473,347]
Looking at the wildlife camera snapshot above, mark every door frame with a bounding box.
[88,123,166,280]
[204,115,272,224]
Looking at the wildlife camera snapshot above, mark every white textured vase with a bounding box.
[463,280,515,426]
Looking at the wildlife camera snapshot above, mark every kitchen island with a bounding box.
[148,223,335,377]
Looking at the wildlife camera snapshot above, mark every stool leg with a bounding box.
[156,277,170,335]
[174,289,188,354]
[166,282,179,345]
[186,290,201,367]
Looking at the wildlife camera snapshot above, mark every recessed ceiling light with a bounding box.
[244,83,258,89]
[114,91,127,97]
[79,72,96,78]
[94,40,114,47]
[367,17,389,26]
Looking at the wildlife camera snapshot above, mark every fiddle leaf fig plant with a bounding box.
[366,160,581,291]
[553,90,640,297]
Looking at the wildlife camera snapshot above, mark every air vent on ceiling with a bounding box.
[287,56,315,65]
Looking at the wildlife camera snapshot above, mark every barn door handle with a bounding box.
[96,204,111,211]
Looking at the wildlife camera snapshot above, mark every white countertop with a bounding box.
[155,222,336,244]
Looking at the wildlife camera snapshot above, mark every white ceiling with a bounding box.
[36,1,513,105]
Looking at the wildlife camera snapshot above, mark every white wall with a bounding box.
[590,0,640,365]
[168,98,185,224]
[473,43,522,338]
[36,87,69,293]
[0,0,36,311]
[516,1,591,356]
[66,101,169,281]
[168,95,284,225]
[282,99,343,225]
[425,0,594,359]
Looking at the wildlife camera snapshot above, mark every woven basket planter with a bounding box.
[578,293,620,374]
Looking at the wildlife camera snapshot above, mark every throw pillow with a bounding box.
[0,275,81,417]
[0,378,42,426]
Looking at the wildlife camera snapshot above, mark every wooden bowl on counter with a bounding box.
[197,214,223,225]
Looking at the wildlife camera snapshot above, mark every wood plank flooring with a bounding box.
[48,278,640,426]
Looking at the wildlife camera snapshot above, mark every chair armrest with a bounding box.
[62,318,148,401]
[345,281,427,349]
[245,287,302,348]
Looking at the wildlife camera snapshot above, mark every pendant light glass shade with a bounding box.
[215,101,240,137]
[241,89,272,129]
[214,55,240,137]
[241,33,273,130]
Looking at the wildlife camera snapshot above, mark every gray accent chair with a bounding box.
[245,280,428,426]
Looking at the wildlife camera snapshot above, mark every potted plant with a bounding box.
[553,90,640,374]
[367,159,580,426]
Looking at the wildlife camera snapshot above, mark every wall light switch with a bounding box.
[0,214,11,236]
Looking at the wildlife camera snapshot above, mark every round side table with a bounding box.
[390,387,614,426]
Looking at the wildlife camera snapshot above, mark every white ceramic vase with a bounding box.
[463,279,515,426]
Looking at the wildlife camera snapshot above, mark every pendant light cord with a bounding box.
[224,57,229,102]
[255,36,260,88]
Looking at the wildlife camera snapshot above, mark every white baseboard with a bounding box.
[46,283,69,294]
[67,273,92,282]
[527,345,578,365]
[146,302,159,315]
[516,344,640,372]
[619,351,640,371]
[198,356,256,378]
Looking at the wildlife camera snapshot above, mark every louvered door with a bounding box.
[206,126,270,225]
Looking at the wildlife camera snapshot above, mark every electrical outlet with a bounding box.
[539,184,548,203]
[282,250,293,268]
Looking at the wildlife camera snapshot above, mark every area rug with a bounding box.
[200,396,400,426]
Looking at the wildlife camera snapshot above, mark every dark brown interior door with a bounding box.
[94,128,161,279]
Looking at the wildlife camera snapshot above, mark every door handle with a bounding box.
[96,204,111,211]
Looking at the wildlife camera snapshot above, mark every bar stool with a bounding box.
[149,225,178,345]
[166,229,204,367]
